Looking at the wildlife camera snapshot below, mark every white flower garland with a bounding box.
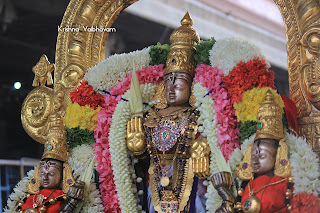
[209,37,270,76]
[84,47,151,92]
[108,83,157,213]
[68,144,104,213]
[228,132,320,196]
[192,82,222,212]
[285,132,320,195]
[4,170,34,213]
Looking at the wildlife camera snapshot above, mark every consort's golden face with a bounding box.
[164,73,191,106]
[251,139,277,176]
[40,160,62,189]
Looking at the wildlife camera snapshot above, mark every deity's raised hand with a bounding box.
[127,117,146,155]
[190,137,210,178]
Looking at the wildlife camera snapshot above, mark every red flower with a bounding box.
[222,58,275,103]
[70,81,104,109]
[291,193,320,213]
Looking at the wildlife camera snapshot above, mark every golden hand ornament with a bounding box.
[190,137,210,178]
[127,117,146,155]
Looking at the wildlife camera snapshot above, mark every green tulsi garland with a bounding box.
[195,37,216,65]
[238,121,257,142]
[149,43,170,67]
[66,127,95,149]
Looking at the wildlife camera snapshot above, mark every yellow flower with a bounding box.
[234,87,284,122]
[65,103,101,131]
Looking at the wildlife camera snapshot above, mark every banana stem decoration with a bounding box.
[212,145,231,173]
[129,63,143,118]
[74,156,95,213]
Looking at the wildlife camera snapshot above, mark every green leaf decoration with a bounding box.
[194,37,216,65]
[66,127,95,149]
[238,121,257,142]
[149,43,170,67]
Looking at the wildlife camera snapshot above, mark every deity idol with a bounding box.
[126,13,234,213]
[17,115,85,213]
[236,90,293,213]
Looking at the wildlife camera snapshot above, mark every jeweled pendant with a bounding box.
[160,190,178,213]
[25,207,38,213]
[160,176,170,187]
[242,196,261,213]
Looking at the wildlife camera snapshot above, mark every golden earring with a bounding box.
[62,163,75,193]
[237,144,253,181]
[27,165,41,194]
[274,139,292,178]
[152,81,168,109]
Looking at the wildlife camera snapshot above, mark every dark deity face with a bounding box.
[39,159,62,189]
[164,72,192,107]
[251,139,278,177]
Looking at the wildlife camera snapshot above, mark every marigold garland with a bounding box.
[222,58,275,103]
[70,81,104,109]
[65,103,101,131]
[233,87,284,122]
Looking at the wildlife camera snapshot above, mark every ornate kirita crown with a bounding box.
[165,12,200,76]
[255,90,284,141]
[42,113,68,162]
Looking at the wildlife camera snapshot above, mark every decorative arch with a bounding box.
[274,0,320,156]
[21,0,320,156]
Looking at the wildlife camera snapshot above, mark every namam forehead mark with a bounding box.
[252,141,277,157]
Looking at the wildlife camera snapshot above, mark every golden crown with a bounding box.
[42,113,68,162]
[165,12,200,76]
[255,90,284,141]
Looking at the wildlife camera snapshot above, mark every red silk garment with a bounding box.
[241,175,289,213]
[21,189,65,212]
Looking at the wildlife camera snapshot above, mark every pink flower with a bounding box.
[194,64,240,161]
[110,65,164,96]
[93,65,164,212]
[94,94,121,212]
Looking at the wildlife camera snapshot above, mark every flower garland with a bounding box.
[228,132,320,209]
[68,144,104,213]
[93,65,164,212]
[84,47,151,92]
[70,81,104,109]
[222,58,275,103]
[194,64,240,160]
[94,94,121,212]
[192,82,222,212]
[108,84,158,213]
[233,87,284,122]
[209,37,270,76]
[109,64,164,96]
[4,170,34,213]
[290,193,320,212]
[65,103,101,131]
